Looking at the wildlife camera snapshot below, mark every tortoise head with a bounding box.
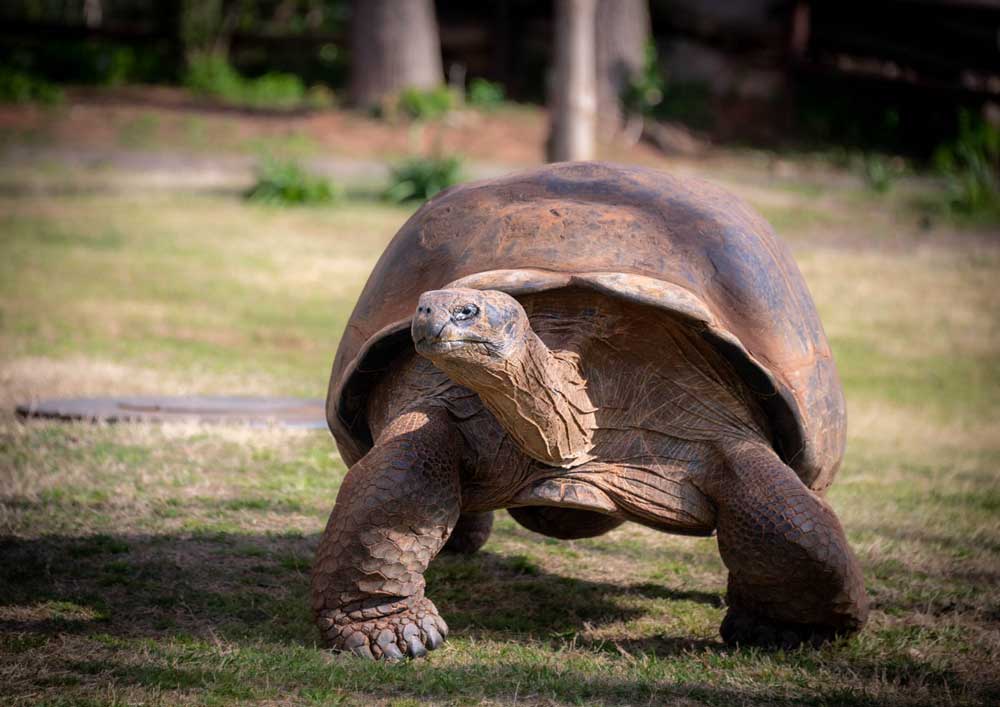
[411,288,528,365]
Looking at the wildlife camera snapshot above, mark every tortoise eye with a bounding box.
[452,303,479,321]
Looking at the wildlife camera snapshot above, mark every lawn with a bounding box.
[1,157,999,705]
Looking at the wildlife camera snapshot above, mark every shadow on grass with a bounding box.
[1,531,992,704]
[0,531,718,648]
[40,654,902,707]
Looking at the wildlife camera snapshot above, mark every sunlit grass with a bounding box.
[1,176,998,705]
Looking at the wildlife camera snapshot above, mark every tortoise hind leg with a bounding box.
[442,512,494,554]
[704,441,869,648]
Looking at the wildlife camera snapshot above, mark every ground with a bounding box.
[1,91,999,706]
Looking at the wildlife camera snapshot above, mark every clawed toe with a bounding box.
[321,597,449,661]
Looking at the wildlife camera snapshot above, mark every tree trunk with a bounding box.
[595,0,650,135]
[179,0,223,60]
[349,0,444,109]
[547,0,597,162]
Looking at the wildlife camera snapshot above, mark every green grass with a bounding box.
[1,168,999,705]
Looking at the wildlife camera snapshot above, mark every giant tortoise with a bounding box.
[312,161,869,660]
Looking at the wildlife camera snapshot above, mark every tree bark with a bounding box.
[547,0,598,162]
[349,0,444,109]
[595,0,650,135]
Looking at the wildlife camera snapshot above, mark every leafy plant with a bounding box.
[396,86,456,121]
[0,69,63,104]
[0,40,170,87]
[184,52,243,99]
[623,43,712,129]
[622,43,664,118]
[184,53,328,111]
[933,111,1000,218]
[384,155,463,203]
[467,78,505,111]
[246,158,340,206]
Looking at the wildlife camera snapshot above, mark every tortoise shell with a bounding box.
[327,162,846,492]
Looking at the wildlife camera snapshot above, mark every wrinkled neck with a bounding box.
[438,329,596,468]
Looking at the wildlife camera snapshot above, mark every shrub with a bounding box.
[184,53,327,111]
[240,72,310,110]
[396,86,456,121]
[933,111,999,218]
[0,68,63,104]
[184,53,241,99]
[384,156,463,203]
[623,43,712,129]
[1,40,170,87]
[246,158,340,206]
[623,44,664,118]
[467,78,505,111]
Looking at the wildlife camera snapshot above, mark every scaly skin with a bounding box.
[313,288,869,659]
[311,406,459,659]
[442,512,494,554]
[705,441,870,647]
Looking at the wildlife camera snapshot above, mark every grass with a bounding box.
[1,163,999,705]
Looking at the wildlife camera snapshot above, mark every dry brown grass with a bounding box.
[1,142,998,704]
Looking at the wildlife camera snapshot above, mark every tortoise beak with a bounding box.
[412,293,458,354]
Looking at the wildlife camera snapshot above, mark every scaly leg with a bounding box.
[705,441,869,648]
[311,406,461,660]
[442,512,494,554]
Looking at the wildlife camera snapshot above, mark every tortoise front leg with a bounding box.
[705,441,870,648]
[311,407,461,660]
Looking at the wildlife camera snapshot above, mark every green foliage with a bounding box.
[862,154,903,194]
[184,53,329,111]
[656,82,713,130]
[933,111,1000,219]
[384,155,463,203]
[0,68,62,104]
[467,78,505,110]
[2,39,171,86]
[396,86,456,121]
[246,158,340,206]
[179,0,226,58]
[623,43,664,117]
[623,43,712,129]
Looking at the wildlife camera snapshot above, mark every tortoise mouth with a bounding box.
[413,336,492,356]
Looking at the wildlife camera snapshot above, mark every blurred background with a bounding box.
[2,0,999,202]
[1,2,999,705]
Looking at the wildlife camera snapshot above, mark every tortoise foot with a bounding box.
[319,597,449,661]
[720,609,849,650]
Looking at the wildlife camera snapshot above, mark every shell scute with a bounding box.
[327,162,845,491]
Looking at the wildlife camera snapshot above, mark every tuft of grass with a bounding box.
[861,153,904,194]
[246,158,341,206]
[384,155,463,203]
[466,78,506,111]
